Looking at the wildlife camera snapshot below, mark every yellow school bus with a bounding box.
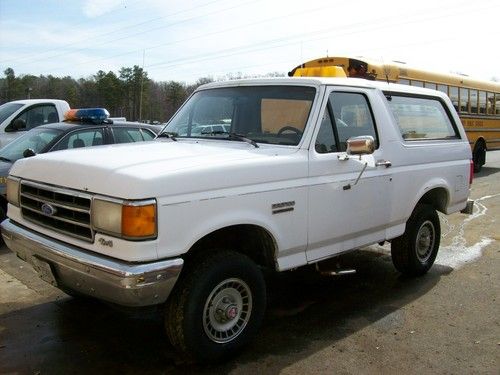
[289,56,500,171]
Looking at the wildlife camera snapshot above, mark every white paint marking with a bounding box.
[436,194,499,269]
[436,238,494,269]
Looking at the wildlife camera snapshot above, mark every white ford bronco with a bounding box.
[1,78,473,362]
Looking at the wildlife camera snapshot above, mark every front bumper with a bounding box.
[1,219,183,307]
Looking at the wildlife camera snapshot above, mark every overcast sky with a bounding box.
[0,0,499,84]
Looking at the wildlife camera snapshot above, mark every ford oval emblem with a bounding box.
[41,203,57,216]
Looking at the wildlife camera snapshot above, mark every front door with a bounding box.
[307,88,393,262]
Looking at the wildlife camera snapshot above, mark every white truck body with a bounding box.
[0,99,70,148]
[1,77,473,361]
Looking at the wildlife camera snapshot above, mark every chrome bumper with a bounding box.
[1,219,183,307]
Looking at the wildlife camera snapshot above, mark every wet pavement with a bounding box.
[1,152,499,374]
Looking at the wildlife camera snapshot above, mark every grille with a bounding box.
[20,181,94,242]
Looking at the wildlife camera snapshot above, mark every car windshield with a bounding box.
[0,102,23,124]
[0,127,63,162]
[162,85,316,146]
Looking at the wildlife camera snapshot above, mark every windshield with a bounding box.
[163,85,316,146]
[0,127,63,162]
[0,102,23,124]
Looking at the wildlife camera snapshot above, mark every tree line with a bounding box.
[0,67,284,123]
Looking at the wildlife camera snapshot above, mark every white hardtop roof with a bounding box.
[198,77,449,99]
[6,99,69,105]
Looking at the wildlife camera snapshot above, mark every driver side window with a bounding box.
[314,92,378,153]
[329,92,378,151]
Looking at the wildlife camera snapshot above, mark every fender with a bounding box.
[410,177,451,215]
[156,187,308,262]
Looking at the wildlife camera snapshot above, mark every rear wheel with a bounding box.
[165,250,266,363]
[473,140,486,173]
[391,204,440,276]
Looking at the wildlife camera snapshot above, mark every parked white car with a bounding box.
[0,99,70,148]
[1,77,473,362]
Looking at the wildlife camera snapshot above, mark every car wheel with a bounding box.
[391,204,441,276]
[165,250,266,363]
[473,141,486,173]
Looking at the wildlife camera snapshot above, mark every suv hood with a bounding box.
[10,139,307,199]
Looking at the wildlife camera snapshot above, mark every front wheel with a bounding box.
[391,204,441,276]
[165,250,266,363]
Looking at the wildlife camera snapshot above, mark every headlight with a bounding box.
[92,198,157,240]
[6,177,20,207]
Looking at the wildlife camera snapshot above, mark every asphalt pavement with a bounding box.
[1,152,499,374]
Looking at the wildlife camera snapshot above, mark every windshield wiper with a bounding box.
[0,156,12,162]
[157,132,177,141]
[200,130,259,148]
[228,132,259,148]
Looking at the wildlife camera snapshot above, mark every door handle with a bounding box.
[375,159,392,168]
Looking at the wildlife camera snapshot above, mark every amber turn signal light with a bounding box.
[121,204,156,238]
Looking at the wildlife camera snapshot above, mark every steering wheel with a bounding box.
[277,126,303,136]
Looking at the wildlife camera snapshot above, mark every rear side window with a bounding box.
[387,95,459,140]
[52,129,105,150]
[112,127,155,143]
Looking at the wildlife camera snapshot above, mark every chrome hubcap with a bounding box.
[415,220,435,263]
[203,278,252,343]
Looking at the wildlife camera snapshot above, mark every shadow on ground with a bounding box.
[0,249,453,374]
[475,165,500,178]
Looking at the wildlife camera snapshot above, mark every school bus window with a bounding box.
[478,91,486,114]
[469,90,478,114]
[399,78,410,85]
[449,87,459,112]
[424,82,437,90]
[496,94,500,115]
[486,92,494,114]
[411,80,424,87]
[437,85,448,95]
[460,88,469,113]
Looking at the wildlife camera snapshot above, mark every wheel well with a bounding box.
[186,225,277,270]
[417,188,448,214]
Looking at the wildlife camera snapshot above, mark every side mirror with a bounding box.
[6,118,26,132]
[23,148,36,158]
[346,136,375,155]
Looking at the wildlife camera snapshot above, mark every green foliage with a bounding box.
[0,68,275,123]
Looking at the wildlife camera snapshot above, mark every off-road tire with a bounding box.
[391,204,440,276]
[164,250,266,363]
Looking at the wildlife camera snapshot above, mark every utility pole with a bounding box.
[139,50,145,122]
